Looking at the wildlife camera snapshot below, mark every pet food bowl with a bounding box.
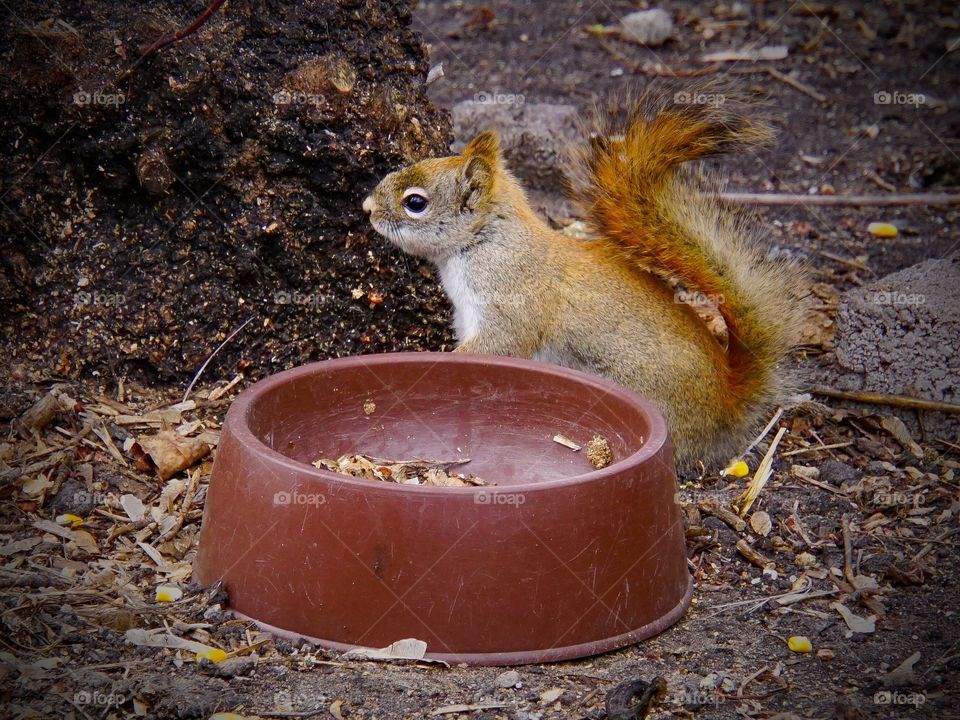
[194,352,691,665]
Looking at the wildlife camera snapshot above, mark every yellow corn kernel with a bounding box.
[867,222,898,238]
[196,648,228,663]
[788,635,813,653]
[723,460,750,478]
[155,585,183,603]
[56,513,84,527]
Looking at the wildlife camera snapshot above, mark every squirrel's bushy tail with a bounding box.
[569,85,803,454]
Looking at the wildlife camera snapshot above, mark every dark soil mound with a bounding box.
[0,0,454,385]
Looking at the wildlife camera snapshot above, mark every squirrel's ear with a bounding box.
[457,155,493,212]
[462,130,501,165]
[458,131,499,211]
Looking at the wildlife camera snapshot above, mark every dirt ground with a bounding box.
[2,1,959,719]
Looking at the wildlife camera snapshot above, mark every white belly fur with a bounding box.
[438,255,482,342]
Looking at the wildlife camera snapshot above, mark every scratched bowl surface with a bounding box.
[194,352,691,665]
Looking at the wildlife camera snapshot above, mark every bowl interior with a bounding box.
[245,355,654,486]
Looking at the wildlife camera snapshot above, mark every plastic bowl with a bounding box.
[193,352,691,665]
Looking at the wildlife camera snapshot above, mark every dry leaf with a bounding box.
[15,656,61,681]
[0,537,43,556]
[431,703,508,716]
[33,519,75,540]
[69,529,99,554]
[539,688,564,705]
[314,454,485,487]
[883,651,920,686]
[850,574,880,593]
[22,473,54,496]
[341,638,446,664]
[137,541,166,568]
[159,478,187,510]
[879,416,923,457]
[831,602,876,633]
[137,430,210,480]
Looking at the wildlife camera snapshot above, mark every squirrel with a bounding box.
[362,87,804,469]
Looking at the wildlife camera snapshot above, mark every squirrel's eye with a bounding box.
[401,191,429,217]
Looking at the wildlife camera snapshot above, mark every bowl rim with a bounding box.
[226,351,672,494]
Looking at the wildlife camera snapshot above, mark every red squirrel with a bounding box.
[363,88,804,468]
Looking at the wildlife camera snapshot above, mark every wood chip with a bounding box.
[736,539,775,569]
[120,493,146,522]
[699,497,747,532]
[552,434,582,451]
[735,427,787,517]
[702,45,788,62]
[125,628,218,654]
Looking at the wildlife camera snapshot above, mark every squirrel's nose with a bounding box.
[362,195,375,215]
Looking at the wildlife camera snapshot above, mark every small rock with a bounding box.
[703,516,738,546]
[495,670,521,688]
[818,460,857,487]
[855,437,894,461]
[50,479,96,516]
[834,256,960,440]
[452,101,580,196]
[749,510,772,537]
[620,8,674,46]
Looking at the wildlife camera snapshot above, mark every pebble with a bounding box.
[620,8,674,46]
[818,460,857,487]
[495,669,521,688]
